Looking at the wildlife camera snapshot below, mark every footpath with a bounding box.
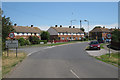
[86,44,119,57]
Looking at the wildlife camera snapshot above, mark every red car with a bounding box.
[89,41,101,50]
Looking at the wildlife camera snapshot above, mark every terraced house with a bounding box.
[48,25,84,40]
[89,27,111,42]
[12,24,41,39]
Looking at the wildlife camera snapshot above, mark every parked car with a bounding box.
[89,41,101,50]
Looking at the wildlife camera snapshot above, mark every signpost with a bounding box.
[106,33,112,57]
[6,32,18,57]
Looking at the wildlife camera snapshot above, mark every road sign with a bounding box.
[8,32,15,39]
[6,40,18,48]
[106,33,112,39]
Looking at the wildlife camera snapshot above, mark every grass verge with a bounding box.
[95,52,120,67]
[19,41,87,48]
[2,52,26,77]
[100,43,105,49]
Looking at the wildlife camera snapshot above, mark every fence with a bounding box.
[111,41,120,50]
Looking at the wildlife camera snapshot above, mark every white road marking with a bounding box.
[70,70,80,78]
[27,46,56,56]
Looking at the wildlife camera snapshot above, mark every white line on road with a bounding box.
[70,70,80,78]
[27,46,56,56]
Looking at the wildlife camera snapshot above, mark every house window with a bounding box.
[67,37,69,40]
[62,37,65,40]
[76,37,78,40]
[79,37,81,40]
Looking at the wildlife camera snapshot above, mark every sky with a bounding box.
[2,2,118,31]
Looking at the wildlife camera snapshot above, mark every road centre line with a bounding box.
[70,69,80,78]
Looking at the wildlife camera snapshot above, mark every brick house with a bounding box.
[89,27,111,42]
[48,25,84,40]
[12,24,41,39]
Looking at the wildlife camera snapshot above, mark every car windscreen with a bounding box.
[90,41,99,44]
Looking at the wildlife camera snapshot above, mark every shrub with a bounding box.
[28,36,40,44]
[18,38,26,46]
[39,40,47,44]
[25,40,30,45]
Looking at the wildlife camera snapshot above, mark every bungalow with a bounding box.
[12,24,41,39]
[48,25,84,40]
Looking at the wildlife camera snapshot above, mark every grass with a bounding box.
[95,52,120,67]
[19,41,87,48]
[2,51,26,77]
[100,43,106,49]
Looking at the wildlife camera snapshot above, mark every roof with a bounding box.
[90,27,110,33]
[51,27,84,33]
[13,26,41,33]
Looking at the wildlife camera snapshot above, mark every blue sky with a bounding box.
[2,2,118,31]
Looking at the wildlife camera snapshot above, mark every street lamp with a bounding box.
[84,20,89,41]
[80,20,82,29]
[70,20,76,40]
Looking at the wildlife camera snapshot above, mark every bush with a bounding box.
[28,36,40,44]
[18,38,26,46]
[39,40,47,44]
[25,40,30,45]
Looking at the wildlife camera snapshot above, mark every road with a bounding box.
[7,42,118,78]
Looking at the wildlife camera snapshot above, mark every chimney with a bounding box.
[14,23,17,26]
[60,25,62,27]
[31,25,33,27]
[69,26,71,28]
[55,25,57,27]
[73,26,75,28]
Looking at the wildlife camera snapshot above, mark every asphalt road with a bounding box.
[7,42,118,78]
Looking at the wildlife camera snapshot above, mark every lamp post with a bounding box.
[84,20,89,41]
[80,20,82,29]
[70,20,76,40]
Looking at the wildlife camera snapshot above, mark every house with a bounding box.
[48,25,84,40]
[12,24,41,39]
[89,27,111,42]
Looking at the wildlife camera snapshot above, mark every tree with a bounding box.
[80,27,85,32]
[94,26,101,29]
[40,31,50,41]
[28,36,40,44]
[2,16,14,42]
[111,29,120,42]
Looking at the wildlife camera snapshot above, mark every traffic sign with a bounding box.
[106,33,112,39]
[6,40,18,48]
[8,32,15,39]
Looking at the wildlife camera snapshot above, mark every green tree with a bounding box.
[94,26,101,29]
[40,31,50,41]
[28,36,40,44]
[2,16,14,42]
[111,29,120,42]
[80,28,85,32]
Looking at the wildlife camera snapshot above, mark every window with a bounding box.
[62,37,65,40]
[67,37,69,40]
[76,37,78,40]
[22,33,24,35]
[79,37,81,40]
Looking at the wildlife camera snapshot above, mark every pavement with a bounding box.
[6,42,118,78]
[86,43,119,57]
